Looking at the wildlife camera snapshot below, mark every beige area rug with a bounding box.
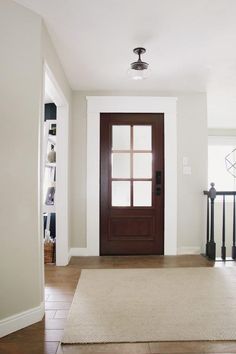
[62,267,236,343]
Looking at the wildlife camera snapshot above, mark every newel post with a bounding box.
[206,194,210,256]
[208,182,216,260]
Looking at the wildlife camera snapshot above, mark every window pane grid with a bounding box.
[111,124,153,207]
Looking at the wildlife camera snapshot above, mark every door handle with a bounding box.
[156,171,162,195]
[156,171,161,185]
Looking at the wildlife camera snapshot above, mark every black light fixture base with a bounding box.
[131,47,148,71]
[128,47,150,79]
[133,47,146,55]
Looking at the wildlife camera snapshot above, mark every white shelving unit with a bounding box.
[43,205,56,214]
[43,119,57,233]
[45,162,56,168]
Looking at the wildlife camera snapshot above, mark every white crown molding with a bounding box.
[0,302,44,338]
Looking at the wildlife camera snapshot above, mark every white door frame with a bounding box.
[40,63,69,266]
[85,96,178,256]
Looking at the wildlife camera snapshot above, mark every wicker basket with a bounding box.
[44,242,55,264]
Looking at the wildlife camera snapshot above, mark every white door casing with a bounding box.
[84,96,177,256]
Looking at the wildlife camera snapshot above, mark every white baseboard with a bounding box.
[69,247,202,258]
[0,302,44,338]
[69,247,92,259]
[177,247,201,255]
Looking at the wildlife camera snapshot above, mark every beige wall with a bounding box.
[0,0,42,319]
[0,0,71,323]
[70,93,87,247]
[70,92,208,251]
[177,94,208,252]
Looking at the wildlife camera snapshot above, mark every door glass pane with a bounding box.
[112,181,131,206]
[112,153,130,178]
[133,181,152,206]
[133,125,152,150]
[133,153,152,178]
[112,125,130,150]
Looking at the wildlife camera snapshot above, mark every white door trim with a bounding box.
[42,63,69,266]
[85,96,177,256]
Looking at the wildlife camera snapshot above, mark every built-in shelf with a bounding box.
[48,135,56,145]
[43,204,56,213]
[45,162,56,168]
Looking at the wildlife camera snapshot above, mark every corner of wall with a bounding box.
[0,302,44,338]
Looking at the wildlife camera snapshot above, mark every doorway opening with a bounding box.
[43,101,57,263]
[40,64,69,267]
[207,133,236,259]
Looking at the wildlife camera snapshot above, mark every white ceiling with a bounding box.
[14,0,236,127]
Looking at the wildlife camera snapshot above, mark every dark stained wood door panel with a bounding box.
[100,113,164,255]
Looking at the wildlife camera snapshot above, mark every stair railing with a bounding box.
[203,183,236,260]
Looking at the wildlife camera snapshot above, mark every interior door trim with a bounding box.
[85,96,177,256]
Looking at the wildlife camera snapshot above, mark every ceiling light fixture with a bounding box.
[128,47,150,80]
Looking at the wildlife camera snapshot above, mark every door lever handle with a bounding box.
[156,171,162,195]
[156,171,161,185]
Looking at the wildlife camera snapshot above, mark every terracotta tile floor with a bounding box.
[1,255,236,354]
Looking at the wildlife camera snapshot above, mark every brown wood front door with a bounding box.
[100,113,164,255]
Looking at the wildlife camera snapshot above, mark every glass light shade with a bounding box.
[127,67,150,80]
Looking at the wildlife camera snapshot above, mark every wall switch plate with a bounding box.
[183,166,192,175]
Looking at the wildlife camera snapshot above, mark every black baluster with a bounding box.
[208,182,216,260]
[221,195,226,260]
[232,195,236,260]
[206,196,209,256]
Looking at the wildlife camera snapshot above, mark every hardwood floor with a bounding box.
[1,255,236,354]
